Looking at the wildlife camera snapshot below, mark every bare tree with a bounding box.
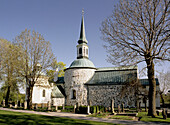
[100,0,170,117]
[15,29,55,109]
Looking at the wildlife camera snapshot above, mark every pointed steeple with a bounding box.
[78,9,88,44]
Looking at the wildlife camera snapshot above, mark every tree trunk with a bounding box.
[160,92,165,108]
[5,86,10,106]
[146,57,157,117]
[27,85,33,109]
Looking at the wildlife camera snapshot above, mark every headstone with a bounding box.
[87,105,91,115]
[118,104,121,113]
[24,101,27,109]
[121,103,124,113]
[48,101,51,110]
[9,104,13,108]
[2,100,5,107]
[74,104,77,113]
[14,104,17,108]
[62,104,65,110]
[111,99,115,114]
[55,106,58,111]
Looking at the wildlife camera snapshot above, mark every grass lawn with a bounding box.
[0,110,118,125]
[137,112,170,123]
[89,111,170,123]
[88,113,134,121]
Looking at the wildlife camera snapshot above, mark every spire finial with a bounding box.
[82,8,84,16]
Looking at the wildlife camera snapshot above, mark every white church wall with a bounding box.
[52,98,65,106]
[32,75,52,104]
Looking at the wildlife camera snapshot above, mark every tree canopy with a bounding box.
[100,0,169,117]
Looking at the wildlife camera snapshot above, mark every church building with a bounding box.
[55,12,160,108]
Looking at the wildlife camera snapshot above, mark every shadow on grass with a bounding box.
[0,110,116,125]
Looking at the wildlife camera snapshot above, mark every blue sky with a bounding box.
[0,0,169,78]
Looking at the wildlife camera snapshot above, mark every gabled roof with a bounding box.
[51,85,65,98]
[139,78,159,86]
[86,66,137,85]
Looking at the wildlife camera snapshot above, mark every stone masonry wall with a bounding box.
[87,85,136,108]
[64,68,95,106]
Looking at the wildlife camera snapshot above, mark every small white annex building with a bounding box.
[30,64,52,105]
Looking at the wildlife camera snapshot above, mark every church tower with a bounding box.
[64,10,96,106]
[77,10,89,59]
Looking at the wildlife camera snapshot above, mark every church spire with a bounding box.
[78,9,88,44]
[77,9,89,59]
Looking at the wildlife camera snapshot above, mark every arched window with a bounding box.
[79,48,82,54]
[72,90,76,99]
[86,48,88,55]
[84,47,85,55]
[42,89,45,97]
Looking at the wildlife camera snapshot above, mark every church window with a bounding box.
[71,89,76,99]
[84,47,85,55]
[42,89,45,97]
[86,48,88,55]
[79,48,82,54]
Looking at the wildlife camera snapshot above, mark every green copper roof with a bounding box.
[51,85,64,98]
[69,58,95,68]
[86,67,137,85]
[78,11,88,44]
[139,78,159,86]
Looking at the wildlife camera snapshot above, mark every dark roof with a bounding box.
[86,66,137,85]
[55,77,64,84]
[139,78,159,86]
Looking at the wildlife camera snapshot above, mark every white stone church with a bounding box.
[31,13,160,108]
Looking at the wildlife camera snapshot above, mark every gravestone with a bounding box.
[14,104,17,108]
[24,101,27,109]
[55,106,58,111]
[87,105,91,115]
[111,99,115,114]
[121,103,124,113]
[118,104,121,113]
[2,100,5,107]
[9,104,13,108]
[62,104,65,110]
[74,104,76,113]
[48,101,51,110]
